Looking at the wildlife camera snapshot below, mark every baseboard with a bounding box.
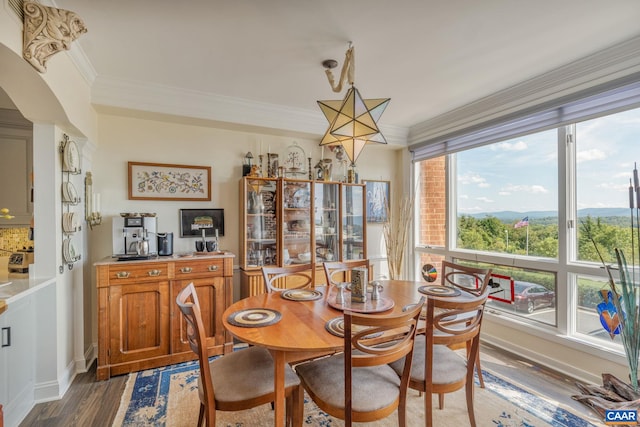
[4,380,34,427]
[33,358,76,404]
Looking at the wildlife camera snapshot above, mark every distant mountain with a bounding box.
[466,208,628,222]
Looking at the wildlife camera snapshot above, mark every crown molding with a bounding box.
[91,76,408,147]
[408,34,640,145]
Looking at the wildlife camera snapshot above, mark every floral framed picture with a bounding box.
[128,162,211,201]
[363,180,390,223]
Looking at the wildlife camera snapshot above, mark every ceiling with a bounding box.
[40,1,640,139]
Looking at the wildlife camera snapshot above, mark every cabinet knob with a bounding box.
[208,265,219,272]
[116,271,130,279]
[148,269,161,277]
[180,267,193,273]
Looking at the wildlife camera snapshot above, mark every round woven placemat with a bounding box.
[227,308,282,327]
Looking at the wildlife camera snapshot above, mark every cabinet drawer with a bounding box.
[174,259,224,278]
[108,263,170,283]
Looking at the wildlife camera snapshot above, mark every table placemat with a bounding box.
[227,308,282,327]
[418,285,461,297]
[280,289,323,301]
[327,296,394,313]
[325,317,383,338]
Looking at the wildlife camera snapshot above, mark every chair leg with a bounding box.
[197,404,204,427]
[465,379,477,427]
[291,385,304,427]
[424,391,433,427]
[476,352,485,388]
[438,393,444,410]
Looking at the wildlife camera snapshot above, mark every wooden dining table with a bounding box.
[222,279,478,427]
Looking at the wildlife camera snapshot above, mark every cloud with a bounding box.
[459,172,490,187]
[476,196,494,203]
[501,184,548,194]
[490,140,528,151]
[577,148,606,163]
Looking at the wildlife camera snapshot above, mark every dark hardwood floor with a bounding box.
[19,343,604,426]
[20,361,126,427]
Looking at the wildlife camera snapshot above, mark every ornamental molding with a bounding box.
[22,1,87,73]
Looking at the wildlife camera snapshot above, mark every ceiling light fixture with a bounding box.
[317,43,390,166]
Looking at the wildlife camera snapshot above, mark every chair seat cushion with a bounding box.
[296,353,401,413]
[199,346,300,404]
[389,335,467,385]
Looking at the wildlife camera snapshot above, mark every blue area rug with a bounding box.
[113,356,603,426]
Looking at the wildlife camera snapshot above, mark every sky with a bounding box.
[456,107,640,214]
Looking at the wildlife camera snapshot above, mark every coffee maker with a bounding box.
[112,214,158,259]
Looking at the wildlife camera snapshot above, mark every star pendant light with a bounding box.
[317,44,390,165]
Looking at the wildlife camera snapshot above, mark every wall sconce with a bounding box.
[85,172,102,229]
[243,152,254,176]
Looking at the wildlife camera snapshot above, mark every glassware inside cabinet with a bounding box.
[245,178,278,268]
[342,183,365,260]
[282,179,312,265]
[314,182,339,262]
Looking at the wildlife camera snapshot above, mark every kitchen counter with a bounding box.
[0,276,56,316]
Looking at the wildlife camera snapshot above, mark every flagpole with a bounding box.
[526,224,529,255]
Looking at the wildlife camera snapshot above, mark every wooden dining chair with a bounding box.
[295,298,425,427]
[440,261,493,389]
[322,259,370,286]
[262,264,314,293]
[389,288,490,427]
[176,283,303,427]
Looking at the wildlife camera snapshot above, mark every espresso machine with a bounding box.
[112,213,158,259]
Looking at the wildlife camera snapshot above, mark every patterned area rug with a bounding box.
[113,353,602,427]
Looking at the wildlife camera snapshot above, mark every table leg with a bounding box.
[273,350,286,427]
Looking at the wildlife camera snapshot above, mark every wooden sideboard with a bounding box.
[95,253,235,380]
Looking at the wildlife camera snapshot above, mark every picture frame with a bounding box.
[128,161,211,201]
[179,209,225,237]
[363,180,390,223]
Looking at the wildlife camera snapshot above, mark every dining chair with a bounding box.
[439,261,492,389]
[322,259,371,286]
[262,264,314,293]
[389,288,490,427]
[295,298,425,427]
[176,283,303,427]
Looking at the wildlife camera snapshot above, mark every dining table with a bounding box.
[221,279,478,427]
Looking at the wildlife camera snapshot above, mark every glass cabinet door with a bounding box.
[341,183,365,261]
[282,179,312,265]
[313,182,339,263]
[244,177,278,269]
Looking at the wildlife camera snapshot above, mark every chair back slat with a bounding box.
[323,260,370,286]
[441,260,492,296]
[261,264,313,293]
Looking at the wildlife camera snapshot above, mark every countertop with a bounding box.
[94,251,235,265]
[0,276,56,308]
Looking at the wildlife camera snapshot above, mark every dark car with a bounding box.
[513,281,555,314]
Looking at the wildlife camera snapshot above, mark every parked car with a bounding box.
[513,281,555,314]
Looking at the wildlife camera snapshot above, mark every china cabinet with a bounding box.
[240,177,366,297]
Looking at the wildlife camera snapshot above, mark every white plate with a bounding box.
[63,140,80,172]
[65,182,78,202]
[62,238,71,262]
[68,241,77,260]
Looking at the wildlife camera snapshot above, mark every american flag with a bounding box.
[514,216,529,229]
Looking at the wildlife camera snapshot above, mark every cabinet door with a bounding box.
[109,281,170,364]
[241,177,279,270]
[342,183,366,260]
[0,296,34,422]
[172,277,226,354]
[314,182,340,263]
[282,179,312,265]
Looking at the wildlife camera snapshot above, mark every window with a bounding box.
[412,81,640,358]
[455,130,558,257]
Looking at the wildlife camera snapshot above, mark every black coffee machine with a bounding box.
[157,232,173,256]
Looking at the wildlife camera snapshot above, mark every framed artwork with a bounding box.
[363,180,390,223]
[179,209,225,237]
[128,161,211,201]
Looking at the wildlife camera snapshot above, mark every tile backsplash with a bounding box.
[0,227,32,253]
